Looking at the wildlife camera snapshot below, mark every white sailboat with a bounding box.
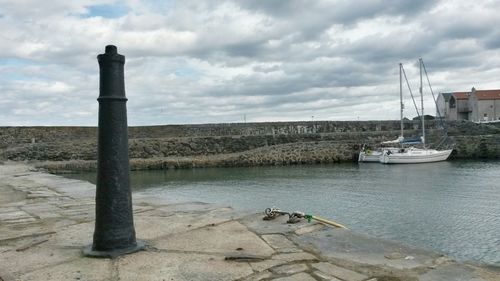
[380,59,453,164]
[358,62,411,163]
[380,147,453,164]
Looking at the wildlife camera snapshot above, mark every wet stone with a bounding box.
[419,263,484,281]
[295,223,325,235]
[385,252,404,260]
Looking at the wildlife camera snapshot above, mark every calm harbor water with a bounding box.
[65,160,500,266]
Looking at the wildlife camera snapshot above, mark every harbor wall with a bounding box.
[1,120,499,170]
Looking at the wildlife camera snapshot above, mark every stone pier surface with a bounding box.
[1,162,498,281]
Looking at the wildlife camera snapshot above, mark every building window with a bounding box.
[449,97,456,108]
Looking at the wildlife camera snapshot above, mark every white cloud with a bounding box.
[1,0,500,125]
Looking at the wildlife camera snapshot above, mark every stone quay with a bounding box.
[1,162,499,281]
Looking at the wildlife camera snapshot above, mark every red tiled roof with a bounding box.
[474,89,500,100]
[452,92,469,100]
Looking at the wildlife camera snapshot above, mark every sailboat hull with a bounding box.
[358,147,399,162]
[358,151,382,162]
[380,149,453,164]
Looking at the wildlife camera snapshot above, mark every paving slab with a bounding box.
[0,210,34,222]
[0,223,54,242]
[0,187,25,204]
[134,209,236,240]
[20,203,62,217]
[16,257,113,281]
[270,263,308,275]
[25,188,61,199]
[272,272,317,281]
[272,252,318,262]
[0,243,80,277]
[312,262,368,281]
[45,221,93,247]
[0,206,23,214]
[150,201,223,213]
[132,204,155,214]
[117,251,254,281]
[249,259,288,272]
[47,181,96,199]
[261,234,301,253]
[153,221,275,257]
[241,270,273,281]
[312,270,342,281]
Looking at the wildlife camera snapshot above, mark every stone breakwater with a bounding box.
[1,120,499,171]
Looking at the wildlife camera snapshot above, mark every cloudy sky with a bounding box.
[1,0,500,126]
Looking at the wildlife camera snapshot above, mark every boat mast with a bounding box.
[399,63,403,139]
[419,58,425,148]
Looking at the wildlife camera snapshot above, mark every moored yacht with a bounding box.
[379,59,453,164]
[380,147,453,164]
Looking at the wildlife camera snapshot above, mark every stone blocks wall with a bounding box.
[1,120,499,169]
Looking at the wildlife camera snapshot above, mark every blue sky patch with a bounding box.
[84,3,130,18]
[0,58,34,67]
[174,67,200,78]
[0,59,49,81]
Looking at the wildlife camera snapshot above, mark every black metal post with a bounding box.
[84,45,144,258]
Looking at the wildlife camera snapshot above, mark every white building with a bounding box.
[437,88,500,122]
[468,88,500,122]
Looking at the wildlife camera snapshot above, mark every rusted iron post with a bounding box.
[84,45,144,258]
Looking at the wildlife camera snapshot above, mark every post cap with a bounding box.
[97,45,125,64]
[105,45,118,54]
